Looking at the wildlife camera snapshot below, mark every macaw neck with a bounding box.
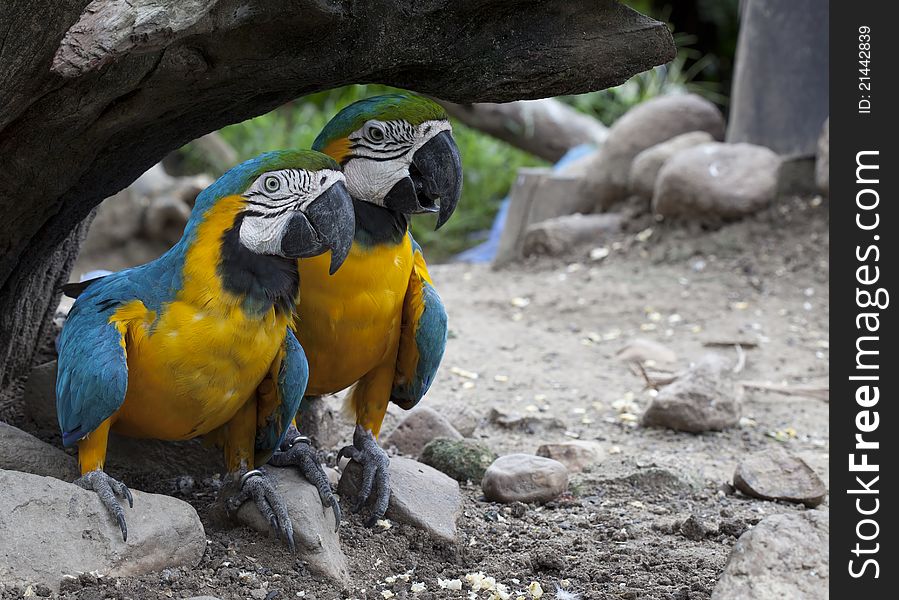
[352,198,409,248]
[177,196,298,318]
[218,214,299,316]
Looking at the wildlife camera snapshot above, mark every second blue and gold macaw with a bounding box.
[271,95,463,525]
[56,151,354,546]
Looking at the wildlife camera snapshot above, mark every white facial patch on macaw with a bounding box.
[239,168,345,255]
[343,119,452,204]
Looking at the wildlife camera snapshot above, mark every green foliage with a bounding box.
[191,84,542,261]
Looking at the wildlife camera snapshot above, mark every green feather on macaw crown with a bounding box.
[312,93,448,150]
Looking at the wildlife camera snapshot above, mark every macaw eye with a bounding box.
[264,176,280,193]
[320,176,327,186]
[367,125,385,142]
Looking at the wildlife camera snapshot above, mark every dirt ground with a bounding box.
[2,193,829,600]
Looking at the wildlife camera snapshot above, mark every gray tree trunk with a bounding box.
[727,0,829,157]
[0,0,674,398]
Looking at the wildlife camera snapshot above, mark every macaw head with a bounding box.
[313,93,463,229]
[195,150,355,274]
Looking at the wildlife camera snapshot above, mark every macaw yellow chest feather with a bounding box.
[111,197,291,440]
[296,235,414,395]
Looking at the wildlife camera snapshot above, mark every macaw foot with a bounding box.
[75,469,133,542]
[227,468,295,552]
[337,424,390,527]
[269,429,341,531]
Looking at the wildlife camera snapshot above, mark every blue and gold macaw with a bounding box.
[56,150,354,546]
[271,94,462,524]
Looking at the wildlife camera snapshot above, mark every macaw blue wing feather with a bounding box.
[56,274,134,447]
[391,234,448,410]
[255,328,309,456]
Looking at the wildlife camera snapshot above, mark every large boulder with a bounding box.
[236,467,347,583]
[712,511,829,599]
[653,142,782,220]
[0,422,78,481]
[338,456,462,544]
[629,131,714,199]
[0,470,205,592]
[583,94,725,211]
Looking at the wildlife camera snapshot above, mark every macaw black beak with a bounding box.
[281,181,355,274]
[382,130,463,229]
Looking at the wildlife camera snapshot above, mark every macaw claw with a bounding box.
[75,469,133,542]
[337,424,390,527]
[229,468,295,552]
[269,430,342,532]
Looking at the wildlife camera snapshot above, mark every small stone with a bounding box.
[384,407,463,458]
[535,441,605,473]
[0,422,79,481]
[653,142,782,221]
[236,467,347,583]
[338,457,462,543]
[712,511,828,599]
[419,438,497,482]
[615,338,677,365]
[680,515,712,541]
[629,131,714,199]
[0,469,205,592]
[488,408,565,433]
[481,454,568,504]
[733,448,827,507]
[641,354,742,432]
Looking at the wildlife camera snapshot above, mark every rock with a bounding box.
[443,405,482,437]
[338,456,462,543]
[236,467,347,583]
[536,441,605,473]
[712,511,828,599]
[0,469,205,592]
[733,447,827,507]
[815,118,829,196]
[616,338,677,366]
[488,408,566,433]
[22,360,59,429]
[481,454,569,504]
[420,438,497,482]
[583,94,725,210]
[641,354,742,432]
[384,407,463,457]
[23,361,224,482]
[522,213,623,257]
[295,394,349,450]
[653,142,782,220]
[0,422,78,480]
[680,514,714,541]
[629,131,714,199]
